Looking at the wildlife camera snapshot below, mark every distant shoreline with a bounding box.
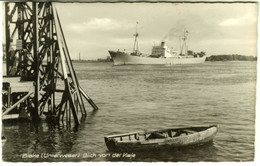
[72,54,257,63]
[205,54,257,61]
[2,54,257,64]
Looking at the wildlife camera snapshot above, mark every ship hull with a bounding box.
[109,51,206,65]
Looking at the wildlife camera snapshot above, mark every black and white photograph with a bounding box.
[0,0,258,163]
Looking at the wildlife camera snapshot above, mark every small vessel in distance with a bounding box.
[109,23,206,65]
[104,125,218,152]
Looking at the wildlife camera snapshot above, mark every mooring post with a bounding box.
[5,3,10,75]
[48,2,56,116]
[32,2,40,121]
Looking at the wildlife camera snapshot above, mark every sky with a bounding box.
[55,2,257,60]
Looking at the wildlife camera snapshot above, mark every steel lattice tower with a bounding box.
[3,2,98,125]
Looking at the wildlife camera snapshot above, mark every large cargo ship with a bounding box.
[108,23,206,65]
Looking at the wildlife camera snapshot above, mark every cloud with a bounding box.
[67,18,134,32]
[57,3,257,59]
[219,13,256,27]
[83,18,121,31]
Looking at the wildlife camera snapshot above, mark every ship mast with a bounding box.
[180,29,189,56]
[133,22,140,55]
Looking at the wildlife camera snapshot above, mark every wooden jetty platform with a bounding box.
[2,77,34,120]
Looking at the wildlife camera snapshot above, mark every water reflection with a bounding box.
[2,62,256,162]
[105,142,218,162]
[2,120,80,161]
[87,110,98,120]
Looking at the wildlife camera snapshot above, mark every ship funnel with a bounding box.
[161,42,165,46]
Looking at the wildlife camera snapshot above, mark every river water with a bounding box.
[2,61,256,162]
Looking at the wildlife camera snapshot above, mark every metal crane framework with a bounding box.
[2,2,98,125]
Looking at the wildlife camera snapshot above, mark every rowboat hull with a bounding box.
[104,125,218,152]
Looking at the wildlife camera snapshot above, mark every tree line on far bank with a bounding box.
[206,54,257,61]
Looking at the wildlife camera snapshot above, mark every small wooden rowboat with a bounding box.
[104,125,218,151]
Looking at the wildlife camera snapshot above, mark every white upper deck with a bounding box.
[151,42,178,58]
